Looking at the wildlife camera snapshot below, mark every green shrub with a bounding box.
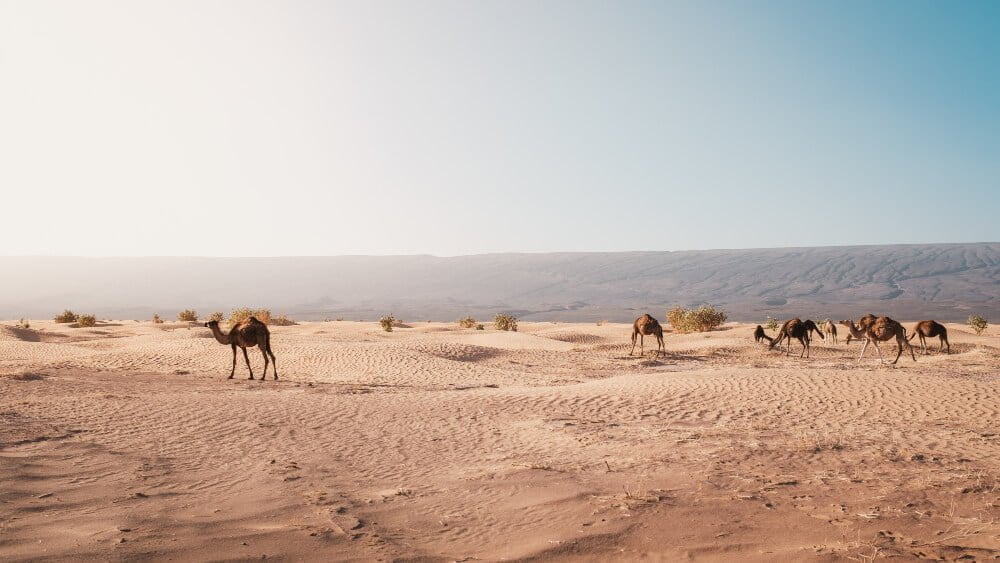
[54,310,77,323]
[765,316,780,331]
[76,314,97,328]
[229,308,272,326]
[968,315,988,335]
[379,314,396,332]
[667,306,727,333]
[458,316,477,329]
[494,313,518,332]
[177,309,198,322]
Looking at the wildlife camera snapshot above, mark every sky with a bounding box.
[1,0,998,256]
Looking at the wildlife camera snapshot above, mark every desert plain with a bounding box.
[1,318,999,561]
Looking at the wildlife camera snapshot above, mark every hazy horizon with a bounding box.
[1,0,998,257]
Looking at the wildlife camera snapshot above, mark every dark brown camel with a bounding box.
[630,314,665,357]
[753,325,773,344]
[840,314,877,345]
[769,318,825,358]
[205,317,277,380]
[907,320,950,355]
[856,316,915,365]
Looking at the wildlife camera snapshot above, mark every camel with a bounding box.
[769,318,824,358]
[205,317,277,380]
[753,325,773,344]
[855,316,916,364]
[630,313,665,357]
[907,320,950,355]
[840,314,877,345]
[821,320,838,345]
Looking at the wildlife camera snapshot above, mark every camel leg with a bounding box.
[260,347,269,380]
[640,334,644,355]
[906,336,916,362]
[630,331,637,356]
[941,335,949,354]
[858,338,870,362]
[267,337,278,379]
[657,334,664,357]
[873,341,885,364]
[799,336,807,358]
[919,334,928,355]
[242,347,254,379]
[229,344,237,379]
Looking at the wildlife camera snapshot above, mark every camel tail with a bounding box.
[906,332,916,342]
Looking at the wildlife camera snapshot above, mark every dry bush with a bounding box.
[271,315,297,326]
[208,311,225,322]
[494,313,518,332]
[968,315,988,335]
[475,324,485,330]
[229,308,272,326]
[76,314,97,328]
[177,309,198,322]
[458,316,477,329]
[765,316,780,331]
[17,318,30,329]
[379,314,396,332]
[54,310,78,323]
[668,306,727,333]
[152,314,164,324]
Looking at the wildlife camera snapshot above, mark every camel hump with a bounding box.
[248,316,261,324]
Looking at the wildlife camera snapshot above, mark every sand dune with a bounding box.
[2,320,999,561]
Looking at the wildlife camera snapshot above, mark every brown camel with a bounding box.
[753,325,773,344]
[205,317,277,380]
[821,320,838,345]
[769,318,824,358]
[840,314,877,345]
[855,316,915,364]
[907,320,950,355]
[630,313,665,357]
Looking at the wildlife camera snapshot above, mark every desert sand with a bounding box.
[1,319,999,561]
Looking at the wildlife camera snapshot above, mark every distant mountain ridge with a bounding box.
[0,243,997,322]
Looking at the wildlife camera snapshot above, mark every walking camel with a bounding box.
[630,313,665,357]
[821,320,838,345]
[907,320,950,355]
[853,316,915,364]
[769,318,825,358]
[753,325,773,344]
[840,314,877,345]
[205,317,277,380]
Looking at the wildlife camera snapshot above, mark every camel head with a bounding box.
[803,320,825,339]
[204,320,220,329]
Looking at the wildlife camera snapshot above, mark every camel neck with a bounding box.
[209,324,231,345]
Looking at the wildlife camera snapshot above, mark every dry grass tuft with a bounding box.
[177,309,198,322]
[76,314,97,328]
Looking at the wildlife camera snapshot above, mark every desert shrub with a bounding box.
[152,314,164,324]
[208,311,225,322]
[667,306,727,333]
[177,309,198,322]
[379,314,396,332]
[968,315,988,335]
[54,310,78,323]
[765,316,780,331]
[494,313,518,332]
[458,316,477,329]
[335,317,344,322]
[17,318,30,329]
[76,314,97,328]
[229,308,272,326]
[271,315,297,326]
[475,324,484,330]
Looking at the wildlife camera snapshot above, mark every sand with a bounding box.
[1,319,998,561]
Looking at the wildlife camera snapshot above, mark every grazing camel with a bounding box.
[907,320,950,355]
[821,320,838,345]
[769,318,825,358]
[840,314,877,345]
[856,316,916,365]
[753,325,773,344]
[630,313,665,357]
[205,317,277,380]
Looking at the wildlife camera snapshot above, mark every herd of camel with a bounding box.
[630,313,950,364]
[202,313,951,381]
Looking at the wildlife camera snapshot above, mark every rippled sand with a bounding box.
[2,320,999,561]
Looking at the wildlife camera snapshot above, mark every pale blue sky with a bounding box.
[0,0,997,256]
